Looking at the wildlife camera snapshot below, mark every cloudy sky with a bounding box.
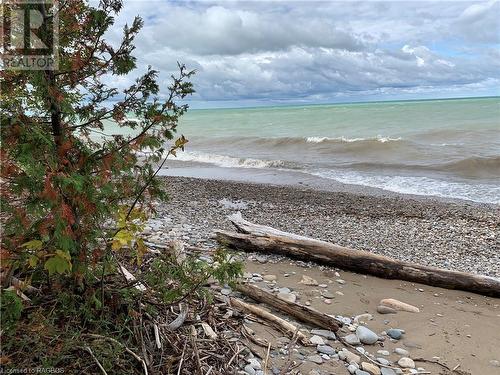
[109,0,500,108]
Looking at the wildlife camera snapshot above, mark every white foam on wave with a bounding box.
[310,169,500,204]
[305,135,402,143]
[174,150,285,169]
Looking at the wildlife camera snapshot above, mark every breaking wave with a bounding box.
[173,151,287,169]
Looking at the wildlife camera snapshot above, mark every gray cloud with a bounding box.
[105,1,500,104]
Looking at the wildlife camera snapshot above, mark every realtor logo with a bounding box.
[1,0,59,70]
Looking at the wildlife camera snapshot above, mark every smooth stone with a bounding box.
[307,354,323,364]
[244,365,256,375]
[386,329,403,340]
[311,329,336,340]
[490,360,500,367]
[355,371,371,375]
[263,274,277,282]
[354,313,373,324]
[247,358,262,370]
[377,350,390,356]
[300,275,318,286]
[356,326,379,345]
[380,298,419,313]
[380,368,397,375]
[398,357,415,368]
[277,292,296,303]
[336,291,345,296]
[361,362,381,375]
[220,288,232,295]
[278,287,291,294]
[344,333,361,345]
[377,357,390,365]
[394,348,409,356]
[319,284,328,288]
[310,335,325,345]
[321,291,335,298]
[376,305,397,314]
[317,345,335,355]
[348,364,358,374]
[356,347,366,355]
[336,279,346,284]
[323,299,332,304]
[340,349,361,364]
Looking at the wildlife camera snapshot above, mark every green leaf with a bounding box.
[21,240,43,251]
[44,251,72,276]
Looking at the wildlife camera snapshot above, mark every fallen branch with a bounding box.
[215,213,500,297]
[163,303,188,331]
[229,296,310,346]
[84,333,148,375]
[84,346,108,375]
[235,283,341,332]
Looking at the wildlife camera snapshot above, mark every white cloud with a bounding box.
[103,1,500,104]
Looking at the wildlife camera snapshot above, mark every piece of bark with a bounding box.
[230,296,310,346]
[215,213,500,298]
[235,283,341,332]
[119,265,146,291]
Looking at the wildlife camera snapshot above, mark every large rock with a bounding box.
[356,326,379,345]
[380,298,420,313]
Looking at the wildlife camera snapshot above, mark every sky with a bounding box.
[108,0,500,108]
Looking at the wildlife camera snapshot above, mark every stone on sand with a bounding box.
[376,305,397,314]
[361,362,381,375]
[300,275,318,286]
[398,357,415,368]
[356,326,379,345]
[380,298,420,313]
[311,329,336,340]
[310,335,325,345]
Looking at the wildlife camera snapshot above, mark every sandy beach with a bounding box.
[139,176,500,374]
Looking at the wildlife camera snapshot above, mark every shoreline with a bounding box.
[159,162,500,207]
[148,176,500,278]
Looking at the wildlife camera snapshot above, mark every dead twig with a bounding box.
[84,334,148,375]
[84,346,108,375]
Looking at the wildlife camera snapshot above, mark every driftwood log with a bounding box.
[216,213,500,298]
[229,296,311,346]
[235,283,341,332]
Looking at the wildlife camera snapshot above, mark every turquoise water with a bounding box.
[107,97,500,203]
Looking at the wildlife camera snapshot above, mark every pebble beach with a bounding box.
[146,176,500,277]
[140,176,500,374]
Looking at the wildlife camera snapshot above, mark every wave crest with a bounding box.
[305,135,402,143]
[173,151,286,169]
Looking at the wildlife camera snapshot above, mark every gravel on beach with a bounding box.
[145,176,500,277]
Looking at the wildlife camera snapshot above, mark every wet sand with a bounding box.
[242,258,500,374]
